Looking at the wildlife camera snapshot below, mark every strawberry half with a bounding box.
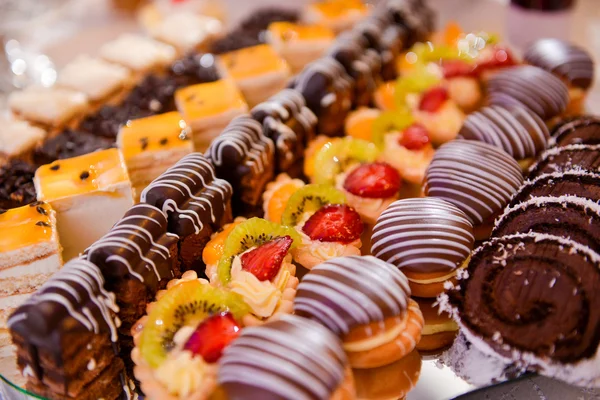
[302,204,363,243]
[184,312,241,363]
[240,236,292,281]
[418,86,449,113]
[442,59,474,78]
[343,162,401,198]
[399,123,431,151]
[473,46,515,75]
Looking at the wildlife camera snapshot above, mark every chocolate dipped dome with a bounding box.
[524,39,594,90]
[294,255,411,335]
[493,195,600,252]
[527,144,600,178]
[508,170,600,207]
[487,65,569,120]
[424,140,524,224]
[371,198,474,274]
[549,115,600,147]
[219,315,347,400]
[442,232,600,388]
[458,105,549,160]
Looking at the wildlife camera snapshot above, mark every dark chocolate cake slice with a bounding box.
[493,195,600,252]
[508,169,600,207]
[527,144,600,178]
[0,159,37,209]
[8,258,129,400]
[206,116,274,215]
[141,153,233,273]
[441,232,600,388]
[549,115,600,147]
[33,129,115,165]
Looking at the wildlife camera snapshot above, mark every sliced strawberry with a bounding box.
[399,123,431,151]
[302,204,363,243]
[418,87,449,113]
[343,162,401,198]
[240,236,292,281]
[442,59,474,78]
[184,312,241,363]
[473,46,515,75]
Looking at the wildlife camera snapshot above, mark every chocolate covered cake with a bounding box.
[32,129,114,166]
[0,160,37,210]
[528,144,600,177]
[549,115,600,147]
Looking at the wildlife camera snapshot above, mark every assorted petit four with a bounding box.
[303,0,369,33]
[0,116,46,165]
[0,160,37,209]
[549,115,600,147]
[148,13,223,54]
[99,34,176,77]
[528,143,600,177]
[32,129,114,166]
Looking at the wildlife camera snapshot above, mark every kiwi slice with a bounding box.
[372,110,415,149]
[313,137,379,185]
[139,280,249,368]
[217,218,301,284]
[281,184,346,227]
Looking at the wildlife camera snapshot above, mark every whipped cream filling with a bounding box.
[343,314,407,353]
[155,350,210,398]
[408,269,458,284]
[422,320,459,335]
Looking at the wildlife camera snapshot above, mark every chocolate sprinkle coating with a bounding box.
[0,160,37,210]
[527,144,600,178]
[487,65,569,120]
[33,129,114,165]
[524,38,594,90]
[549,115,600,147]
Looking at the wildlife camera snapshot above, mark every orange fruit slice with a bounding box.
[202,221,243,266]
[373,81,396,111]
[344,108,381,141]
[265,179,305,224]
[304,136,334,179]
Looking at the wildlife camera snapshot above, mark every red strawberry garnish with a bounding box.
[418,87,449,112]
[399,123,431,150]
[473,46,515,75]
[442,59,474,78]
[302,204,363,243]
[184,312,241,363]
[240,236,292,281]
[343,162,402,198]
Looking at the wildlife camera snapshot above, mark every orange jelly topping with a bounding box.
[175,79,247,121]
[311,0,367,19]
[219,45,289,80]
[268,22,335,42]
[0,202,54,252]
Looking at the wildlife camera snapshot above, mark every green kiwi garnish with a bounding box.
[313,137,379,185]
[372,110,415,149]
[281,184,346,227]
[139,280,249,368]
[217,218,300,284]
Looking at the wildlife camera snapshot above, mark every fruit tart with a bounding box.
[280,183,363,270]
[131,274,249,400]
[262,173,305,224]
[203,217,301,326]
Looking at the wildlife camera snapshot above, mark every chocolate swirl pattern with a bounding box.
[527,144,600,178]
[294,255,411,335]
[219,315,347,400]
[549,116,600,147]
[442,233,600,388]
[487,65,569,120]
[141,152,233,237]
[524,39,595,90]
[458,105,549,160]
[424,140,524,224]
[371,198,474,274]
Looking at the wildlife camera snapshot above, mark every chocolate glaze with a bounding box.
[80,104,154,139]
[524,39,594,90]
[458,105,549,160]
[372,198,474,274]
[206,116,275,210]
[219,315,346,400]
[251,89,317,174]
[294,255,411,335]
[527,144,600,178]
[0,159,37,209]
[549,115,600,147]
[141,153,233,238]
[509,170,600,207]
[493,195,600,252]
[487,65,569,120]
[291,57,354,137]
[352,15,402,81]
[33,129,114,165]
[447,233,600,365]
[384,0,436,48]
[424,140,524,224]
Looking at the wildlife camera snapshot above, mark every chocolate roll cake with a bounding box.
[424,140,524,225]
[487,65,569,120]
[219,315,351,400]
[85,203,180,374]
[0,159,37,209]
[206,115,275,215]
[527,144,600,178]
[458,105,549,165]
[8,258,129,400]
[141,153,232,274]
[442,232,600,388]
[549,115,600,147]
[493,195,600,252]
[292,57,354,137]
[509,170,600,207]
[523,39,594,92]
[251,89,317,176]
[32,129,114,165]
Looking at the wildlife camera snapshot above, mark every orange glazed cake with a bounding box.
[0,202,62,386]
[303,0,368,33]
[175,78,247,151]
[34,148,134,261]
[117,111,194,198]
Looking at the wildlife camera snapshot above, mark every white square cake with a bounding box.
[99,34,176,75]
[150,13,223,53]
[0,115,46,164]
